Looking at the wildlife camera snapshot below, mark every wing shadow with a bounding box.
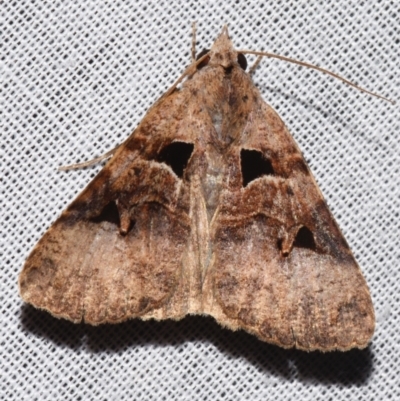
[21,304,373,385]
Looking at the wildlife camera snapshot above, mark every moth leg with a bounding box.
[249,55,263,76]
[58,129,133,171]
[191,21,197,62]
[58,146,120,171]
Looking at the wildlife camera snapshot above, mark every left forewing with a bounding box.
[19,91,194,324]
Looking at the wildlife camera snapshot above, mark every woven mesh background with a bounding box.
[2,1,399,400]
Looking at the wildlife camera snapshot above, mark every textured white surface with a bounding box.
[1,1,399,400]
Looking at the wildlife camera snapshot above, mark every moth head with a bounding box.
[197,25,247,72]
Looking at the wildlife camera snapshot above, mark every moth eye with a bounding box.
[91,201,121,226]
[237,53,247,70]
[293,226,316,251]
[240,149,274,187]
[157,142,194,178]
[196,48,210,70]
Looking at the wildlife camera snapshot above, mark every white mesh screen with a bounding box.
[2,1,399,400]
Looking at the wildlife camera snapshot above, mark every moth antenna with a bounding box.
[191,21,197,62]
[58,144,120,171]
[163,52,210,98]
[239,49,395,105]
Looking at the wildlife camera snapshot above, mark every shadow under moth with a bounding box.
[19,26,380,351]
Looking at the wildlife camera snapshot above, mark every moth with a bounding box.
[20,26,376,351]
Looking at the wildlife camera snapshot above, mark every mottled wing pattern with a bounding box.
[211,101,375,351]
[19,92,194,324]
[20,28,375,351]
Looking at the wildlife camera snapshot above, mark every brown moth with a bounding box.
[19,27,375,351]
